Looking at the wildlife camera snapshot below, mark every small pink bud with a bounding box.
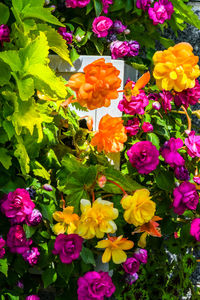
[142,122,153,132]
[124,29,130,35]
[42,184,53,191]
[193,176,200,184]
[185,130,191,135]
[97,175,107,188]
[152,102,161,110]
[76,35,83,42]
[174,232,179,239]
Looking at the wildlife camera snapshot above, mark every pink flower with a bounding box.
[26,296,40,300]
[193,176,200,184]
[112,20,127,33]
[190,218,200,242]
[77,271,115,300]
[97,175,107,188]
[52,234,83,264]
[26,209,42,226]
[148,0,174,25]
[0,237,6,259]
[102,0,113,14]
[185,131,200,158]
[127,41,140,57]
[1,189,35,224]
[160,90,173,113]
[174,80,200,109]
[58,27,73,44]
[118,88,149,115]
[110,40,130,59]
[0,24,10,46]
[133,248,148,264]
[136,0,152,11]
[125,273,138,285]
[92,16,113,38]
[172,182,199,215]
[22,247,40,266]
[161,138,185,168]
[65,0,90,8]
[123,257,140,275]
[152,101,161,110]
[142,122,153,132]
[125,118,140,136]
[7,225,32,254]
[127,141,159,174]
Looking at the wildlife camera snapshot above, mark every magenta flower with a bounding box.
[53,234,83,264]
[118,89,149,115]
[77,271,115,300]
[125,118,140,136]
[174,166,190,181]
[161,138,185,168]
[0,237,6,259]
[102,0,113,14]
[112,20,127,33]
[26,209,42,226]
[127,141,159,174]
[26,296,40,300]
[172,182,199,215]
[190,218,200,242]
[22,247,40,266]
[0,24,10,46]
[148,93,160,101]
[65,0,90,8]
[185,131,200,158]
[142,122,153,132]
[160,90,173,113]
[133,248,148,264]
[127,41,140,57]
[125,273,138,285]
[136,0,152,11]
[193,176,200,184]
[7,225,32,254]
[123,257,140,275]
[58,27,73,44]
[148,0,174,25]
[1,188,35,224]
[174,80,200,109]
[110,40,130,59]
[92,16,113,38]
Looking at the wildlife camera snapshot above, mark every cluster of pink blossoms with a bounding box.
[65,0,113,13]
[0,24,10,47]
[0,188,42,266]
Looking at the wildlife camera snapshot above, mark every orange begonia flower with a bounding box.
[153,43,200,92]
[96,235,134,264]
[67,58,121,110]
[124,71,150,102]
[132,216,162,248]
[91,114,127,153]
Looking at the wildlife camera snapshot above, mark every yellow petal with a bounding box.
[118,240,134,250]
[53,211,64,222]
[52,223,66,235]
[63,206,74,215]
[80,199,91,213]
[96,239,111,249]
[112,249,127,264]
[67,222,77,234]
[138,232,148,248]
[102,248,112,263]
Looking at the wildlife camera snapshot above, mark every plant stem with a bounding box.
[181,105,192,131]
[107,179,127,195]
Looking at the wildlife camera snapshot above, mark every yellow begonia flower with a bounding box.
[96,235,134,264]
[52,206,79,235]
[121,189,156,227]
[77,198,118,239]
[153,42,200,92]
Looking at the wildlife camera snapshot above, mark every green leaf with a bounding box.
[0,59,11,86]
[23,224,37,238]
[32,160,50,180]
[155,170,174,191]
[0,3,10,25]
[93,0,102,16]
[14,76,34,101]
[40,202,56,223]
[86,0,93,14]
[42,268,57,288]
[80,247,96,266]
[70,47,80,63]
[57,262,74,283]
[3,120,15,140]
[0,51,21,72]
[0,258,8,277]
[147,133,160,150]
[91,37,104,55]
[0,148,12,169]
[14,138,30,174]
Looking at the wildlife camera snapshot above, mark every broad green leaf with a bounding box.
[0,51,21,72]
[93,0,102,16]
[147,133,160,150]
[3,120,15,140]
[14,76,34,101]
[57,262,74,283]
[0,3,10,25]
[0,258,8,277]
[91,36,104,55]
[40,202,56,223]
[155,170,174,191]
[80,247,96,266]
[0,60,11,86]
[32,160,50,180]
[42,268,57,288]
[0,148,12,169]
[14,138,30,174]
[23,224,37,238]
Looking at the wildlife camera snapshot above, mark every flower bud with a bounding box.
[97,175,107,188]
[42,184,53,191]
[26,209,42,226]
[152,101,161,110]
[75,34,82,42]
[125,273,138,285]
[142,122,153,132]
[124,29,130,35]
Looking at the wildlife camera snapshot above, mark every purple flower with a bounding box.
[125,118,140,136]
[22,247,40,266]
[26,209,42,226]
[174,166,190,181]
[0,237,6,259]
[136,0,152,11]
[127,41,140,57]
[148,0,174,25]
[125,273,138,285]
[53,234,83,264]
[1,188,35,224]
[190,218,200,242]
[174,80,200,109]
[110,40,130,59]
[112,20,127,34]
[161,138,185,168]
[26,296,40,300]
[65,0,90,8]
[102,0,113,14]
[148,93,160,101]
[142,122,153,132]
[127,141,159,174]
[123,257,140,275]
[7,225,32,254]
[77,271,115,300]
[0,24,10,46]
[58,27,73,44]
[160,90,173,113]
[172,182,199,215]
[118,89,149,115]
[17,281,24,289]
[106,31,117,43]
[133,248,148,264]
[185,131,200,158]
[92,16,113,38]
